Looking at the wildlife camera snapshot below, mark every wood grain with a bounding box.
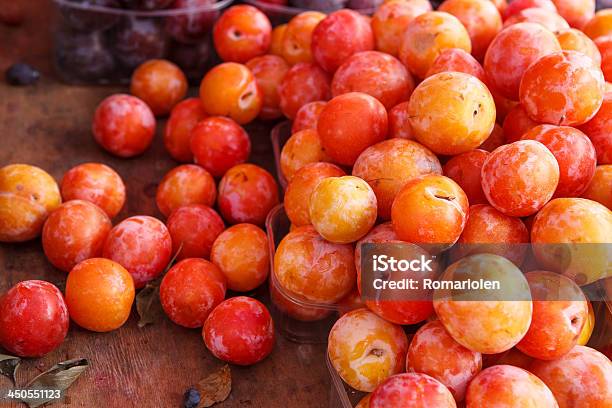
[0,2,330,407]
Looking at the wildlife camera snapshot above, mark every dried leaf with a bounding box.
[22,358,89,408]
[136,243,183,328]
[196,365,231,407]
[136,282,164,328]
[0,353,21,384]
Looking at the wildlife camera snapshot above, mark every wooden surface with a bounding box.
[0,2,331,407]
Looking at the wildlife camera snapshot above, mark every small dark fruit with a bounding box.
[5,63,40,86]
[182,387,201,408]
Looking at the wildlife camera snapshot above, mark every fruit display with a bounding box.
[3,0,612,406]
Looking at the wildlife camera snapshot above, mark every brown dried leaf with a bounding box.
[0,353,20,384]
[136,243,183,328]
[22,358,89,408]
[135,280,164,328]
[196,365,231,407]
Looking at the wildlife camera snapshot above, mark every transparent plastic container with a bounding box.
[52,0,233,84]
[327,353,366,408]
[266,203,403,407]
[270,121,292,189]
[266,204,341,343]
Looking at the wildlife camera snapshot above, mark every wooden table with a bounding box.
[0,2,330,407]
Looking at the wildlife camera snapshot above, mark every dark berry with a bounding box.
[182,387,201,408]
[55,30,116,81]
[109,17,169,69]
[59,0,121,32]
[5,63,40,86]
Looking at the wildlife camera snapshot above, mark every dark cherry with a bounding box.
[165,0,217,44]
[56,30,116,81]
[109,17,169,69]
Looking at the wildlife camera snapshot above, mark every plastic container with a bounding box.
[270,121,292,189]
[267,203,372,406]
[327,353,366,408]
[266,204,342,343]
[52,0,233,84]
